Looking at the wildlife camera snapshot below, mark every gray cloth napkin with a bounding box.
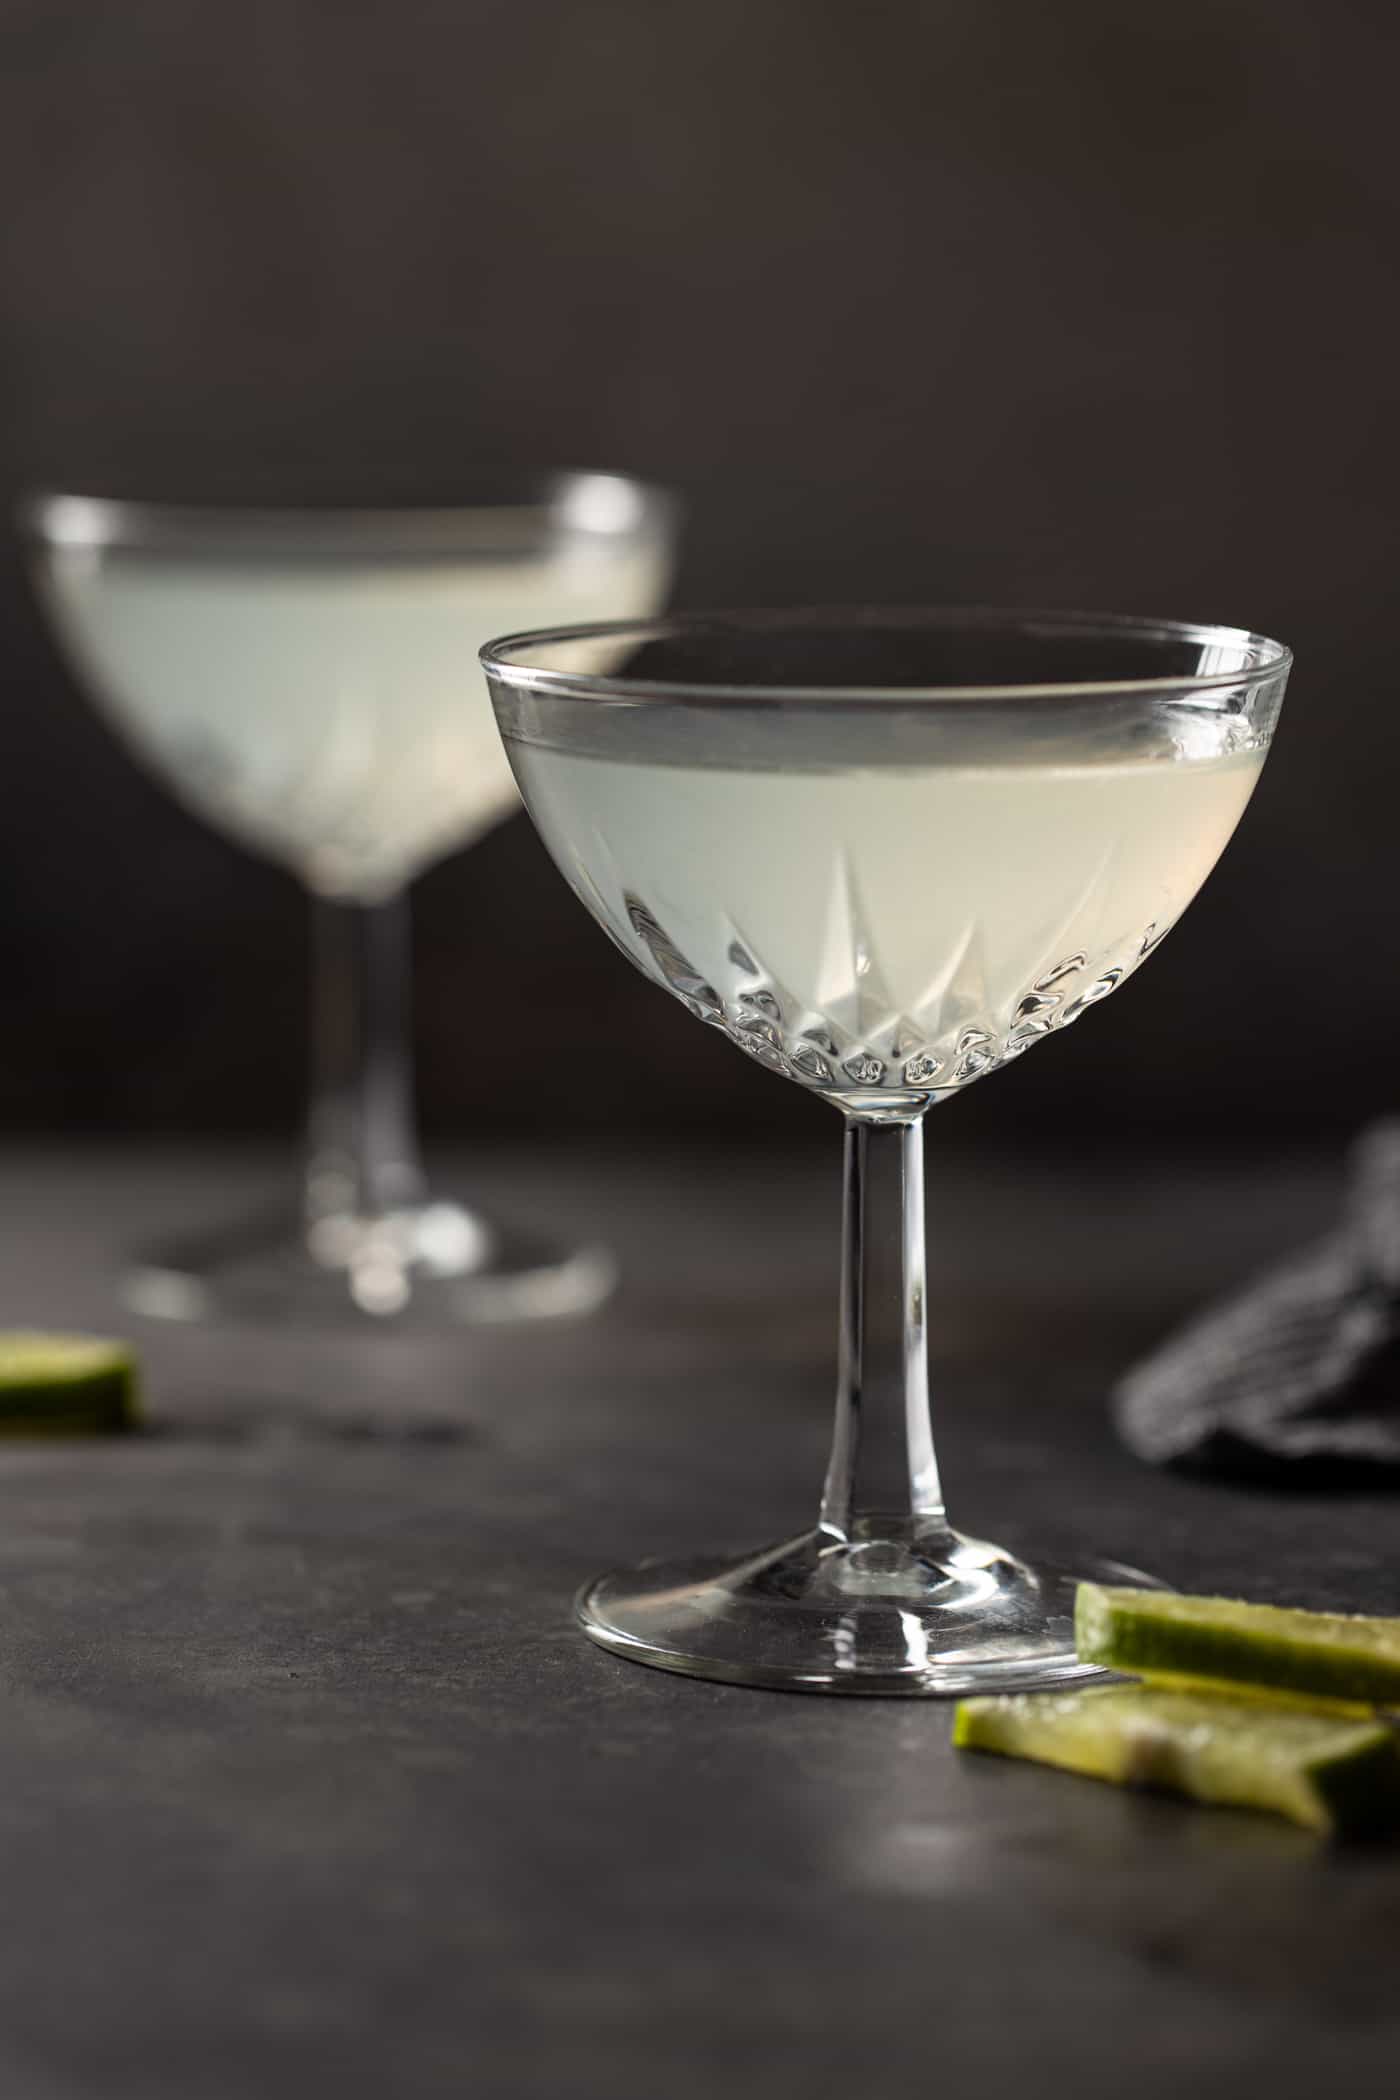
[1115,1123,1400,1481]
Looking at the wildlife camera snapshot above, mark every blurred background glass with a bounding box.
[0,2,1388,1167]
[23,482,673,1323]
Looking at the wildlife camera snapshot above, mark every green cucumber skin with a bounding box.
[955,1691,1400,1837]
[0,1370,139,1434]
[1075,1588,1400,1707]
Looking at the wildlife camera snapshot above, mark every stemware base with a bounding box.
[123,1198,616,1327]
[577,1526,1161,1695]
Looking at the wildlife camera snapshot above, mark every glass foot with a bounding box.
[577,1527,1161,1695]
[124,1199,616,1327]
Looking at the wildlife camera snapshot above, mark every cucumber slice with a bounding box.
[0,1332,141,1435]
[954,1684,1400,1836]
[1076,1582,1400,1711]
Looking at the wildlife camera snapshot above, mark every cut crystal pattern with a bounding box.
[625,896,723,1022]
[952,1033,999,1082]
[739,988,783,1023]
[789,1041,834,1084]
[1060,970,1122,1025]
[729,1015,788,1071]
[902,1053,943,1085]
[617,888,1159,1106]
[1000,1018,1051,1060]
[809,850,895,1046]
[1013,992,1059,1021]
[1034,953,1087,992]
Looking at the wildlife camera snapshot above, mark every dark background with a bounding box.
[0,0,1394,1147]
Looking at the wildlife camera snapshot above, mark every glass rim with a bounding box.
[481,605,1292,706]
[18,470,678,555]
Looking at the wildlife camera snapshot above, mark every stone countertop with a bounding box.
[0,1140,1394,2100]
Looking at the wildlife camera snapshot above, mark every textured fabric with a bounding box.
[1115,1125,1400,1480]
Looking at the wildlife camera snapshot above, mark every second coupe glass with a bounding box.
[25,475,676,1323]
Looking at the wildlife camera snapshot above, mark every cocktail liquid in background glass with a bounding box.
[42,498,668,905]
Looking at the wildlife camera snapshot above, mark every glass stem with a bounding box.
[819,1114,949,1545]
[304,891,426,1231]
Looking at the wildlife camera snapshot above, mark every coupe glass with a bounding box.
[484,607,1291,1693]
[24,476,676,1323]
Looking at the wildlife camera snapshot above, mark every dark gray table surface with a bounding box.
[0,1140,1396,2100]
